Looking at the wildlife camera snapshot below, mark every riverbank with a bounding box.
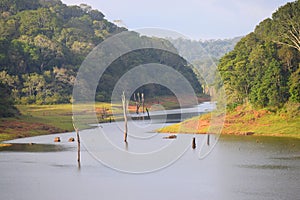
[0,95,210,142]
[0,103,114,142]
[158,104,300,139]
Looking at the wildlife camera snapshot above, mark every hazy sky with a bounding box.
[61,0,293,40]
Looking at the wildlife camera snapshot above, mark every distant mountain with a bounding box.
[168,37,242,61]
[166,37,241,90]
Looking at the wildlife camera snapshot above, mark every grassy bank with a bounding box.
[158,104,300,139]
[0,103,116,142]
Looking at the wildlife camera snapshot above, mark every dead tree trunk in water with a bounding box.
[122,91,128,143]
[207,134,210,146]
[192,137,196,149]
[135,92,141,114]
[72,116,81,168]
[146,107,150,119]
[76,128,81,166]
[142,93,144,113]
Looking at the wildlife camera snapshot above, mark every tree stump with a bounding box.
[192,137,196,149]
[54,137,61,142]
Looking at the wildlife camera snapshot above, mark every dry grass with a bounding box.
[158,105,300,139]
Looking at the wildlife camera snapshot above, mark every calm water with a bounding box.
[0,103,299,200]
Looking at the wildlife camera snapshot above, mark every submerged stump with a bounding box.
[163,135,177,139]
[54,137,61,142]
[192,137,196,149]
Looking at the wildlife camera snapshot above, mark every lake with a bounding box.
[0,103,299,200]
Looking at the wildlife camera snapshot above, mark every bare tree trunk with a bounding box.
[72,116,81,169]
[124,112,128,143]
[122,91,128,143]
[192,137,196,149]
[207,134,210,146]
[142,93,145,113]
[76,128,81,168]
[135,92,141,114]
[146,107,150,119]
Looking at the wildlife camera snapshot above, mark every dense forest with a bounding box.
[168,37,241,92]
[217,0,300,111]
[0,0,124,106]
[0,0,202,114]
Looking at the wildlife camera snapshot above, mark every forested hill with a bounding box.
[0,0,125,108]
[168,37,242,61]
[217,0,300,111]
[0,0,125,74]
[167,37,241,90]
[0,0,202,111]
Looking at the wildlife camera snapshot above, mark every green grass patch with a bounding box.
[0,103,122,142]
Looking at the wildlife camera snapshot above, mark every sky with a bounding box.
[61,0,293,40]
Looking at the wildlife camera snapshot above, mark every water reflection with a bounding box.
[271,156,300,160]
[238,164,291,170]
[0,143,74,152]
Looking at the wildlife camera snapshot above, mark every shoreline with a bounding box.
[158,106,300,139]
[0,95,209,142]
[159,129,300,140]
[1,99,299,143]
[2,121,300,145]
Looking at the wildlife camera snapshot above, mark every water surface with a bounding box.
[0,103,299,200]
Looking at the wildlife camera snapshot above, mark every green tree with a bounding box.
[0,71,20,100]
[272,0,300,52]
[21,73,45,104]
[0,82,18,117]
[289,66,300,102]
[217,1,300,110]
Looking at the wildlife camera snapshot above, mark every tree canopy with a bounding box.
[217,0,300,109]
[0,0,202,106]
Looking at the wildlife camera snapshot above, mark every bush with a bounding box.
[226,102,240,111]
[20,96,35,104]
[281,101,300,118]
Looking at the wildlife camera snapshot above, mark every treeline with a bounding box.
[0,68,74,104]
[217,0,300,110]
